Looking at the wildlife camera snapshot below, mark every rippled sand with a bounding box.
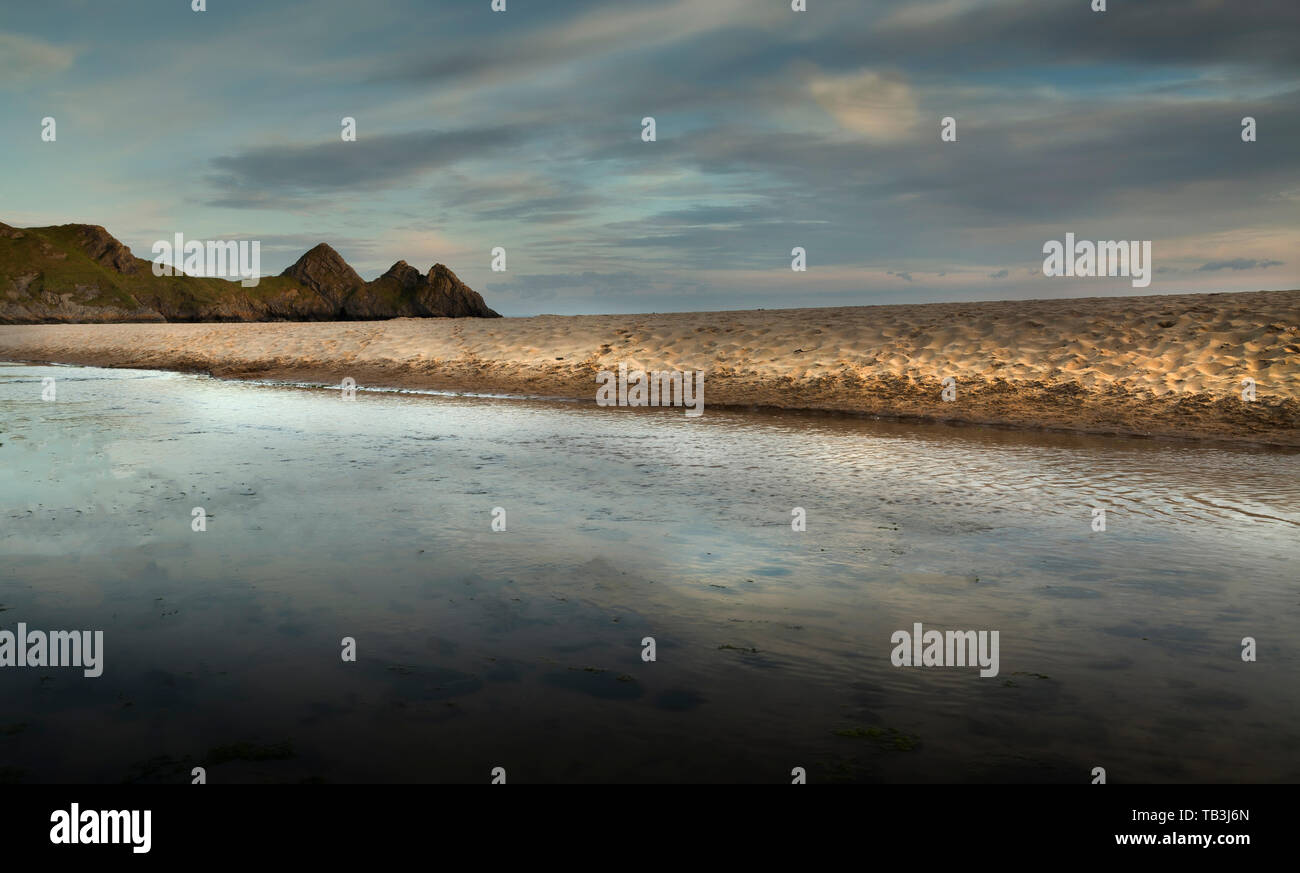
[0,290,1296,444]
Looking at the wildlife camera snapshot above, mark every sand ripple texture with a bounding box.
[0,290,1296,445]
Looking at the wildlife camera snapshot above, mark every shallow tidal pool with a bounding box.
[1,362,1297,783]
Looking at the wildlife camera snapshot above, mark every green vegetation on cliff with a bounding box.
[0,222,499,323]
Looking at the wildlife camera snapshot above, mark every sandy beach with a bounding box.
[2,290,1297,445]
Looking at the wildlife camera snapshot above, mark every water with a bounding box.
[1,361,1297,783]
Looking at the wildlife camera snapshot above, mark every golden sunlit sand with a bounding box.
[2,290,1296,444]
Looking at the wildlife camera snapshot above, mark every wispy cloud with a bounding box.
[0,31,75,86]
[1197,258,1285,272]
[207,127,528,199]
[2,0,1296,315]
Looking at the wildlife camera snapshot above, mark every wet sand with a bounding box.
[4,361,1298,782]
[0,290,1296,445]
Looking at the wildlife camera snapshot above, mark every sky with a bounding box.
[2,0,1297,316]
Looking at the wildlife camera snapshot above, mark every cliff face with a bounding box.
[0,222,500,323]
[348,260,496,319]
[279,243,365,312]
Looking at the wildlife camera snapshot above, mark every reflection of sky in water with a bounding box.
[0,362,1297,783]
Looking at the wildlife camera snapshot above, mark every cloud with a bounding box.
[661,88,1300,254]
[857,0,1300,73]
[6,0,1298,314]
[1196,258,1285,272]
[377,0,755,88]
[806,70,920,142]
[206,127,527,200]
[0,32,75,86]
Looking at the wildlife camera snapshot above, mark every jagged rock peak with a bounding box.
[74,224,138,274]
[281,243,364,303]
[381,260,424,287]
[0,220,502,321]
[282,243,361,282]
[428,263,462,282]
